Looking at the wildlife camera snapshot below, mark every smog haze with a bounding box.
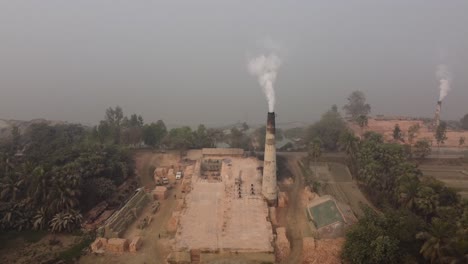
[1,1,468,126]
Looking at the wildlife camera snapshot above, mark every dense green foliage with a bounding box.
[142,120,167,148]
[414,139,432,159]
[0,123,134,233]
[162,125,223,150]
[343,208,424,263]
[229,127,251,150]
[306,106,347,151]
[341,132,468,263]
[0,104,235,235]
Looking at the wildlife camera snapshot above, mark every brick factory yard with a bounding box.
[175,157,274,253]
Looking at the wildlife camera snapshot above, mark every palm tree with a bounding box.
[49,209,83,233]
[417,218,456,263]
[46,166,81,214]
[398,177,420,211]
[360,161,381,189]
[415,186,438,221]
[28,166,49,205]
[340,131,359,159]
[0,172,25,202]
[33,207,48,230]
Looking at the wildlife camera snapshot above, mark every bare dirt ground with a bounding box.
[277,155,312,264]
[80,192,180,264]
[312,162,375,218]
[278,155,347,264]
[348,118,468,148]
[80,151,183,264]
[0,233,80,264]
[133,150,181,187]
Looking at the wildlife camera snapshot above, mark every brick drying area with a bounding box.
[348,117,468,148]
[174,156,274,253]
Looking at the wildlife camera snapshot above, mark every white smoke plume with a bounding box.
[436,64,452,101]
[248,54,281,112]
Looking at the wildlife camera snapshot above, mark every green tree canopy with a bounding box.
[343,91,371,119]
[435,121,448,147]
[193,124,215,148]
[413,139,431,159]
[143,120,167,148]
[229,127,251,150]
[306,106,347,151]
[165,126,194,150]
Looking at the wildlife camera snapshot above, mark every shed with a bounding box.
[201,148,244,157]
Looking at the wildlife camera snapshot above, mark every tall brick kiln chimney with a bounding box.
[262,112,278,206]
[434,100,442,128]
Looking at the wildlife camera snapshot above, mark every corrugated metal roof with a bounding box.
[201,148,244,156]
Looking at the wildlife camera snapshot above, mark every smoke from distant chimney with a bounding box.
[436,64,452,101]
[248,54,281,112]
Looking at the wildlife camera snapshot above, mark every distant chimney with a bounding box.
[262,112,277,206]
[434,101,442,128]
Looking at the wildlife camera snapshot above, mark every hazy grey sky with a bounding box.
[1,1,467,127]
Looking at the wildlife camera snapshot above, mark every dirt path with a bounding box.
[80,151,182,264]
[281,156,307,264]
[316,162,375,218]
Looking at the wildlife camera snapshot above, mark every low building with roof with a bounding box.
[201,148,244,157]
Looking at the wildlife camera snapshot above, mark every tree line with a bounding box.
[302,91,467,263]
[0,105,290,234]
[340,130,467,263]
[0,123,133,233]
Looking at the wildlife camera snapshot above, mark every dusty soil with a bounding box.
[348,118,468,148]
[302,238,345,264]
[0,233,80,264]
[80,151,183,264]
[80,186,181,264]
[277,155,314,264]
[133,150,181,187]
[277,154,348,264]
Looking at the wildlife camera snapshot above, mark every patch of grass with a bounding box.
[57,235,94,263]
[22,230,47,243]
[0,230,47,250]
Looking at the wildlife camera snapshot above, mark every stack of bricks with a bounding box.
[153,186,168,200]
[129,236,142,253]
[90,237,108,253]
[106,238,129,253]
